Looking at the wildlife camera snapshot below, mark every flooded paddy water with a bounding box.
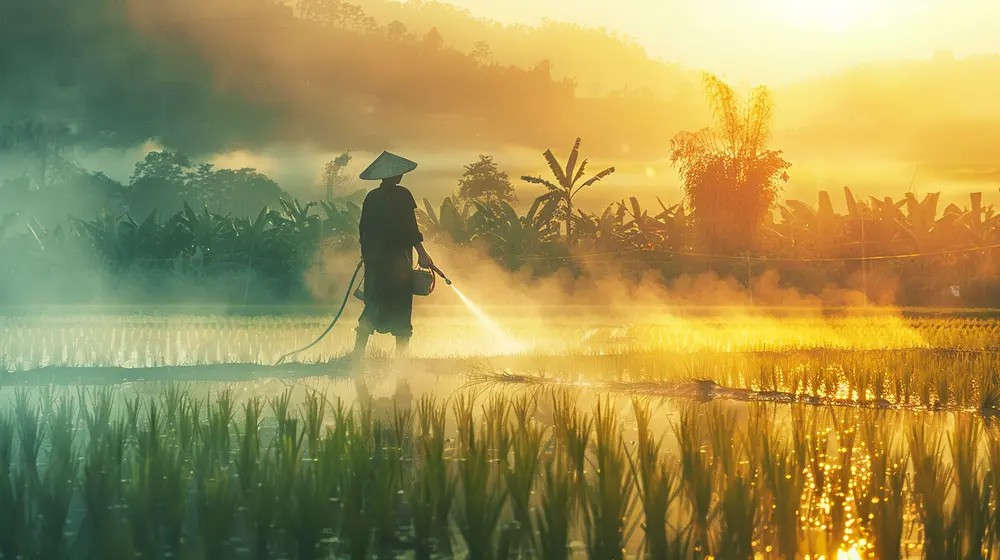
[2,305,1000,558]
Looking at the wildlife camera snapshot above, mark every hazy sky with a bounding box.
[419,0,1000,84]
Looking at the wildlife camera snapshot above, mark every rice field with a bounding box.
[2,306,1000,559]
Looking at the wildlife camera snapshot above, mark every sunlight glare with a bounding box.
[770,0,877,31]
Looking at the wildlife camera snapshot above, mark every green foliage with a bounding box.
[129,151,288,218]
[522,137,616,242]
[458,154,517,206]
[671,73,791,253]
[322,151,354,202]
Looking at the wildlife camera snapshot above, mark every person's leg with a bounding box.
[352,330,370,361]
[352,315,375,364]
[394,334,410,358]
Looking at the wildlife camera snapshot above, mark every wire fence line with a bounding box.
[518,242,1000,264]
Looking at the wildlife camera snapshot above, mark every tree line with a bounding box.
[0,74,997,306]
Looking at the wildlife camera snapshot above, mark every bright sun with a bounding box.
[769,0,877,32]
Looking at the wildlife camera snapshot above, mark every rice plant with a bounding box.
[0,380,998,558]
[584,398,637,560]
[454,400,515,560]
[629,398,686,559]
[533,453,574,560]
[675,405,713,555]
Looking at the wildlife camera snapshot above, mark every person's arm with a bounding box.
[358,192,370,257]
[403,189,433,267]
[416,242,433,268]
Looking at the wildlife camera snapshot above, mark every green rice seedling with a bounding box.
[301,388,327,458]
[949,415,990,559]
[125,392,142,435]
[408,446,436,559]
[270,415,307,556]
[270,387,294,442]
[980,373,1000,415]
[584,398,638,560]
[827,412,858,548]
[160,433,191,557]
[707,404,740,482]
[81,417,131,559]
[315,397,351,544]
[14,386,43,482]
[455,422,512,560]
[37,395,79,559]
[197,463,239,560]
[550,389,592,503]
[243,453,279,560]
[510,392,536,432]
[291,458,334,560]
[178,392,201,453]
[761,435,803,559]
[985,427,1000,557]
[0,406,12,471]
[411,395,455,558]
[370,418,407,556]
[483,392,512,461]
[533,453,574,560]
[235,395,265,486]
[79,386,115,448]
[0,405,25,560]
[128,398,191,558]
[854,411,892,549]
[390,400,413,450]
[339,415,377,560]
[869,449,908,560]
[201,388,235,469]
[674,405,713,555]
[452,392,477,454]
[717,471,756,560]
[505,416,544,551]
[161,382,184,428]
[745,403,776,476]
[909,422,958,558]
[629,398,685,560]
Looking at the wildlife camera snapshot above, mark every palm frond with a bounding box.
[564,138,582,185]
[573,158,590,185]
[542,150,568,187]
[522,175,560,192]
[575,167,616,195]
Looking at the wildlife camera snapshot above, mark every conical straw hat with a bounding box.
[359,151,418,180]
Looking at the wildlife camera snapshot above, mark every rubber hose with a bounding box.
[274,259,364,366]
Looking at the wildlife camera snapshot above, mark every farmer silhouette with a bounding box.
[351,151,435,363]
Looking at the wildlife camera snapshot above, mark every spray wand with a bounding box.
[429,263,452,285]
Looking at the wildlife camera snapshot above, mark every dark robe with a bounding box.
[357,184,423,337]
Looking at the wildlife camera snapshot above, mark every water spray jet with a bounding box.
[431,264,524,353]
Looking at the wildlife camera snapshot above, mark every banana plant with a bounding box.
[231,207,274,259]
[574,203,629,253]
[174,202,229,257]
[318,200,361,239]
[654,198,692,252]
[521,137,615,243]
[74,212,126,261]
[276,199,320,233]
[417,197,474,244]
[472,196,561,270]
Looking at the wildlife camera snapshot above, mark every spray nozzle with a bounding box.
[429,264,452,285]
